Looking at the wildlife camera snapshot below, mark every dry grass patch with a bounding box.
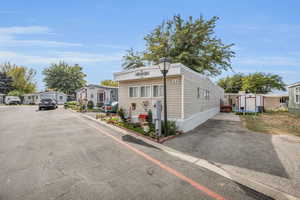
[241,111,300,137]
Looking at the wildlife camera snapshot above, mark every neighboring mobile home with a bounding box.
[288,82,300,116]
[23,93,40,104]
[76,84,118,107]
[114,63,224,132]
[23,91,67,105]
[224,92,288,112]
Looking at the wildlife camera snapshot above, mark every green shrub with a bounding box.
[162,120,177,136]
[147,110,153,124]
[67,101,77,106]
[118,108,126,122]
[87,100,94,109]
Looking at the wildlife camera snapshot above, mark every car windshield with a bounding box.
[41,99,53,103]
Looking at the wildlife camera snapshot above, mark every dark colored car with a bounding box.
[39,98,58,110]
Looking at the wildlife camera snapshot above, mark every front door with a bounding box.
[97,91,106,105]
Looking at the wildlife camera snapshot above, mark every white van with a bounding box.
[5,96,21,105]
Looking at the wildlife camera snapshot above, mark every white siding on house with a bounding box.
[76,85,118,107]
[118,76,182,120]
[183,69,223,119]
[115,63,224,132]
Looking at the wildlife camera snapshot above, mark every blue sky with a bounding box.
[1,0,300,90]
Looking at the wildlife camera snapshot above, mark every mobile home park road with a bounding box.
[0,106,272,200]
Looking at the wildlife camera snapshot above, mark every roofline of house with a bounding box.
[88,84,119,89]
[287,82,300,88]
[23,91,67,96]
[75,84,118,92]
[113,63,208,81]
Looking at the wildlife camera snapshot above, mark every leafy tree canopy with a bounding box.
[123,15,235,76]
[217,72,286,94]
[100,80,118,87]
[241,72,286,94]
[217,73,244,93]
[43,62,86,95]
[0,72,14,94]
[122,48,145,70]
[7,90,23,97]
[0,62,36,94]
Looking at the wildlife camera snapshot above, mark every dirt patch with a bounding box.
[241,111,300,137]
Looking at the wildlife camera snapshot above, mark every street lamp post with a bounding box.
[159,57,171,136]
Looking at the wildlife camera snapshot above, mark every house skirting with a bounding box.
[289,107,300,116]
[176,107,220,132]
[130,107,219,133]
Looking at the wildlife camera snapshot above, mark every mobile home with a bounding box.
[23,91,67,105]
[288,82,300,116]
[23,93,40,104]
[76,84,118,107]
[224,92,288,112]
[114,63,224,132]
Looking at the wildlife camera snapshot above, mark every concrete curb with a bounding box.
[70,110,299,200]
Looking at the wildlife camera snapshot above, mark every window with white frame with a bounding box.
[153,85,163,97]
[295,87,300,104]
[204,89,210,100]
[129,86,138,98]
[140,85,151,97]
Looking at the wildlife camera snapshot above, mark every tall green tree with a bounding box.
[242,72,286,94]
[217,73,244,93]
[123,15,235,76]
[0,72,14,94]
[43,62,86,95]
[0,62,36,94]
[100,80,118,87]
[218,72,286,94]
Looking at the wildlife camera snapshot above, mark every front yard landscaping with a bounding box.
[241,111,300,136]
[95,109,180,142]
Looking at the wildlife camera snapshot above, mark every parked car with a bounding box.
[5,96,21,105]
[39,98,58,110]
[102,101,118,113]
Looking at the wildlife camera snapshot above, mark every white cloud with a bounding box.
[0,26,82,47]
[235,56,300,67]
[95,44,128,50]
[0,26,50,35]
[0,50,122,65]
[0,38,82,47]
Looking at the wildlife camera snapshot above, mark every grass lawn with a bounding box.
[241,111,300,137]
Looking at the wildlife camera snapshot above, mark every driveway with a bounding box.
[0,106,272,200]
[164,113,300,198]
